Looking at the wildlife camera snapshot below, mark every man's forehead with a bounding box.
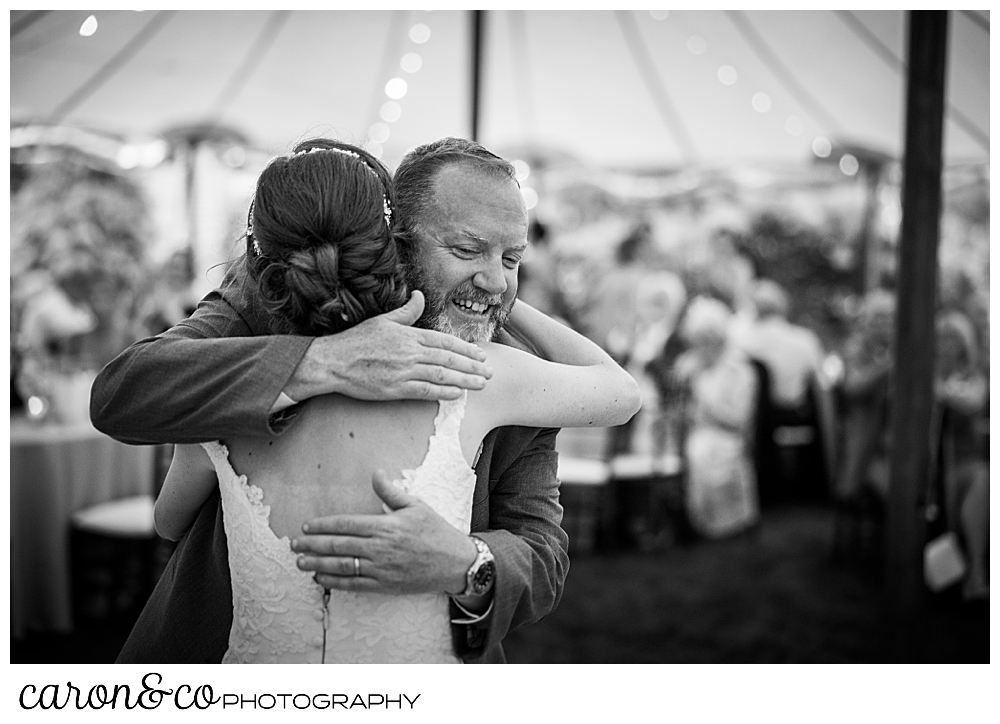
[423,163,527,228]
[432,161,518,196]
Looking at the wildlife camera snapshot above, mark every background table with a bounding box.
[10,415,156,638]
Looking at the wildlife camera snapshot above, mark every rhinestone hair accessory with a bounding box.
[289,146,392,229]
[246,146,392,258]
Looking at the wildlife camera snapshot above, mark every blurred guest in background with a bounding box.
[933,311,989,601]
[735,279,830,501]
[676,296,759,539]
[516,219,572,326]
[588,221,658,365]
[586,221,661,456]
[13,269,98,422]
[625,270,687,457]
[134,249,200,336]
[834,290,895,505]
[737,279,824,415]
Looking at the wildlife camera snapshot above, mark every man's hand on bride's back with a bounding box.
[290,470,477,596]
[283,290,492,403]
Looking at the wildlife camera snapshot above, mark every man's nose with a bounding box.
[473,260,508,296]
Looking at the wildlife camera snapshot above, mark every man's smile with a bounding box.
[451,297,492,315]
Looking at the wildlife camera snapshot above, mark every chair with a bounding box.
[610,452,685,552]
[557,457,611,555]
[69,443,176,629]
[749,360,828,505]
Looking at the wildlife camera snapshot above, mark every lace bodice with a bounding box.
[203,394,475,663]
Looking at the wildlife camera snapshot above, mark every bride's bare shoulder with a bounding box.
[480,339,535,362]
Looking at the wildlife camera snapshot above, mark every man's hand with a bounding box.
[284,290,492,403]
[291,470,478,595]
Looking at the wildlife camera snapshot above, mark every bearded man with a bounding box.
[93,137,568,664]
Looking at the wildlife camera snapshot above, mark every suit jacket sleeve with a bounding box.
[458,425,569,662]
[90,279,313,445]
[116,490,232,663]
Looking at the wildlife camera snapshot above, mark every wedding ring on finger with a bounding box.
[353,556,361,577]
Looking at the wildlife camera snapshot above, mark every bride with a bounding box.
[153,139,640,663]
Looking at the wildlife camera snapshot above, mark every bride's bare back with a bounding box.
[223,396,439,540]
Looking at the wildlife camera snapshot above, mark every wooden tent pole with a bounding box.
[471,10,485,141]
[884,9,949,662]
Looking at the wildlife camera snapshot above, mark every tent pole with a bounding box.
[471,10,485,141]
[884,9,948,663]
[184,140,199,260]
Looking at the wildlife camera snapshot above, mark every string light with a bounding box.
[222,146,246,168]
[384,78,407,100]
[839,153,860,176]
[686,35,707,55]
[369,16,434,159]
[27,396,47,419]
[717,65,738,86]
[663,12,831,158]
[79,15,98,36]
[751,92,772,113]
[400,52,422,73]
[380,101,402,123]
[367,122,390,144]
[812,136,832,158]
[409,23,431,44]
[117,145,140,169]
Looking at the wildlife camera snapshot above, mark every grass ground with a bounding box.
[11,503,988,664]
[503,503,988,664]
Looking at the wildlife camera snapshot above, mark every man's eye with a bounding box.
[503,256,522,269]
[453,247,477,257]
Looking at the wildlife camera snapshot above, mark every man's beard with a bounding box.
[406,266,512,343]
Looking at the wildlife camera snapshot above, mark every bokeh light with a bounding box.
[380,101,402,123]
[79,15,98,36]
[649,10,670,21]
[367,142,384,160]
[222,145,245,168]
[839,153,860,176]
[812,136,832,158]
[27,396,47,418]
[400,52,422,73]
[368,122,390,144]
[513,159,531,182]
[717,65,738,86]
[385,78,407,100]
[785,116,803,135]
[751,92,772,113]
[521,187,538,210]
[409,23,431,44]
[686,35,707,55]
[117,145,139,169]
[142,139,169,167]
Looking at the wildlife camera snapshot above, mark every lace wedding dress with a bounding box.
[201,394,475,663]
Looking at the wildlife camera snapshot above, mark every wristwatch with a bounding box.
[458,536,495,597]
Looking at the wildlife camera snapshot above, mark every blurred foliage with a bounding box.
[728,211,858,351]
[11,154,153,369]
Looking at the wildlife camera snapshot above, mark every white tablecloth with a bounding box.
[10,415,156,637]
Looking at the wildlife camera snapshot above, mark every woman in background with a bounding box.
[933,311,989,601]
[676,296,759,538]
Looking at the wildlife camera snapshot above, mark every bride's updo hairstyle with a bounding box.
[245,138,407,336]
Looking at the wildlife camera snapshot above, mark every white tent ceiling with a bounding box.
[10,9,990,169]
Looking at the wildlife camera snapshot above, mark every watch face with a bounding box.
[473,560,495,593]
